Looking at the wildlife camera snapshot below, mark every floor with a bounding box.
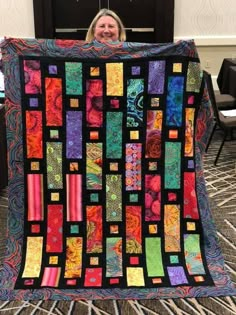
[0,131,235,315]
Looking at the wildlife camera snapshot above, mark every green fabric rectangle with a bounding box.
[65,62,82,95]
[145,237,164,277]
[46,142,63,189]
[106,175,122,221]
[106,112,123,158]
[106,238,123,277]
[164,142,181,189]
[184,234,205,275]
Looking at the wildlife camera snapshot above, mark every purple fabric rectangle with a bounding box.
[148,61,165,94]
[66,111,82,159]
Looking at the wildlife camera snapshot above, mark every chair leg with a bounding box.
[214,132,227,165]
[205,122,216,153]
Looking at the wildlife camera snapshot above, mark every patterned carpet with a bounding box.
[0,130,235,314]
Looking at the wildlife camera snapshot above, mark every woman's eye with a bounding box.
[98,25,116,29]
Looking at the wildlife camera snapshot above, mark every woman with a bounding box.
[85,8,126,42]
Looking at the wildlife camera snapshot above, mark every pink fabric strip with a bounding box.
[41,267,61,287]
[67,174,82,221]
[27,174,43,221]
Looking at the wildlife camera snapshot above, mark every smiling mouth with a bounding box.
[102,37,112,41]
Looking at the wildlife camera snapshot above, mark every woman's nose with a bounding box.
[103,26,110,32]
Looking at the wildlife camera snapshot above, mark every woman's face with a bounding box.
[94,15,119,42]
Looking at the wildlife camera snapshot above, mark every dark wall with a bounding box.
[33,0,174,43]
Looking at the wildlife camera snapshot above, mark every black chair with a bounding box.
[214,90,236,110]
[203,70,236,165]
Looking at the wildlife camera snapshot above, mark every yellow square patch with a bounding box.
[173,63,182,73]
[49,256,58,265]
[31,161,40,171]
[51,192,60,201]
[187,222,196,231]
[130,130,139,140]
[149,224,158,234]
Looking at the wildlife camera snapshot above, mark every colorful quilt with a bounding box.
[0,38,235,300]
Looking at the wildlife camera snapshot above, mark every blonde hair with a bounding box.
[85,8,126,42]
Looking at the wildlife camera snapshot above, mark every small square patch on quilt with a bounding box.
[188,160,194,169]
[29,97,39,107]
[149,224,158,234]
[31,224,40,233]
[188,95,195,104]
[90,257,99,266]
[48,65,57,74]
[50,129,59,139]
[131,66,141,75]
[90,67,100,76]
[130,257,139,265]
[110,99,120,108]
[152,278,162,284]
[49,256,58,265]
[187,222,196,231]
[70,98,79,108]
[169,130,178,139]
[110,278,120,284]
[130,130,139,140]
[90,131,99,140]
[31,161,40,171]
[168,192,177,201]
[151,97,160,107]
[90,193,99,202]
[170,255,179,264]
[173,63,182,73]
[129,193,139,202]
[24,279,34,286]
[110,225,119,234]
[110,162,119,171]
[66,279,77,286]
[194,276,205,282]
[51,192,60,201]
[70,225,79,234]
[149,162,158,171]
[70,162,79,171]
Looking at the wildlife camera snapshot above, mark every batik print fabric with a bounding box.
[0,38,235,300]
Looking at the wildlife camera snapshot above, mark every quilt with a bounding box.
[0,38,235,300]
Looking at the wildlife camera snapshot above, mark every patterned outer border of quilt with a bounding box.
[0,38,235,300]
